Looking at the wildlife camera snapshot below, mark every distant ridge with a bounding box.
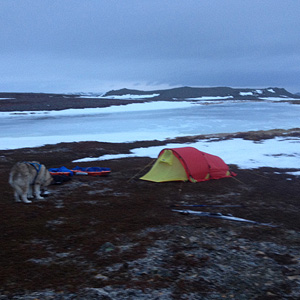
[103,86,300,100]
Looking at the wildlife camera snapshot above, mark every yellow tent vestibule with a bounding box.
[140,149,188,182]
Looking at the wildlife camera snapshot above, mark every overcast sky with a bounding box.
[1,0,300,93]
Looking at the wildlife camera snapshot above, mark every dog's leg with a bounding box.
[27,185,34,200]
[21,185,32,203]
[34,184,44,200]
[21,194,32,203]
[21,182,32,203]
[18,189,31,203]
[13,185,31,203]
[14,190,22,202]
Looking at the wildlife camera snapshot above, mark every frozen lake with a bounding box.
[1,101,300,150]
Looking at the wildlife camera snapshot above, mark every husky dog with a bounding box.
[9,161,53,203]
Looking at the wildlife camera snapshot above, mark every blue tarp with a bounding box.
[72,166,111,172]
[49,166,74,176]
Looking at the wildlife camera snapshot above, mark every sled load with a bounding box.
[49,166,74,176]
[49,166,111,177]
[140,147,236,183]
[71,166,111,176]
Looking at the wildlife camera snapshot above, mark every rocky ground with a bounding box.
[0,94,300,299]
[0,92,151,112]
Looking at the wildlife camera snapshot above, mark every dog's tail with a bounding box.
[8,172,13,186]
[8,166,17,187]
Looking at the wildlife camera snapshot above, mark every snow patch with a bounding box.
[1,101,300,171]
[239,92,254,96]
[285,171,300,176]
[260,97,296,101]
[73,137,300,170]
[185,96,234,100]
[0,101,196,118]
[98,94,160,100]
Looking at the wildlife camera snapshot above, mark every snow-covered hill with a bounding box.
[102,86,300,100]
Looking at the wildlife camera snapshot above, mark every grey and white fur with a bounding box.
[9,161,53,203]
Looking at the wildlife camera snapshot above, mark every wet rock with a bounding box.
[78,288,112,299]
[96,242,116,255]
[266,252,298,265]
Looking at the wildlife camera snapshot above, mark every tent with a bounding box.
[140,147,235,183]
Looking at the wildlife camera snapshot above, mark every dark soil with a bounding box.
[1,91,299,112]
[0,95,299,299]
[0,92,151,112]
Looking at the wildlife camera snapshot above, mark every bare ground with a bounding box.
[0,95,300,299]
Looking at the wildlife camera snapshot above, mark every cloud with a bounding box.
[0,0,300,93]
